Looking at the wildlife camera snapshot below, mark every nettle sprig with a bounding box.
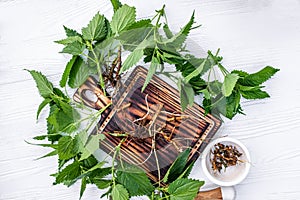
[26,0,279,199]
[54,0,278,119]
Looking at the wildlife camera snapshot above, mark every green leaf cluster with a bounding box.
[199,53,280,119]
[26,69,112,199]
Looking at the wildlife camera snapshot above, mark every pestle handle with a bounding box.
[195,187,223,200]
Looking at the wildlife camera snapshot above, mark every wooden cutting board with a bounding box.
[73,66,221,183]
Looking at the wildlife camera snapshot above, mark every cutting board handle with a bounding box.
[73,76,111,110]
[195,187,223,199]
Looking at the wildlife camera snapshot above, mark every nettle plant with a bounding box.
[27,0,279,199]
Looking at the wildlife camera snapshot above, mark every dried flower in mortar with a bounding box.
[211,143,243,172]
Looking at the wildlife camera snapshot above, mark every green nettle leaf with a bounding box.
[238,85,262,91]
[164,11,195,48]
[184,59,206,83]
[82,13,107,41]
[26,70,54,98]
[63,25,81,37]
[231,70,249,78]
[240,89,270,99]
[110,0,122,12]
[111,5,136,34]
[55,161,81,185]
[60,56,77,87]
[93,179,111,189]
[177,161,195,179]
[36,98,52,119]
[163,148,190,183]
[53,87,68,99]
[76,162,106,180]
[61,41,86,55]
[80,177,87,200]
[111,184,129,200]
[225,91,241,119]
[179,81,195,111]
[168,178,204,200]
[68,57,90,88]
[58,136,80,160]
[142,57,160,92]
[241,66,280,86]
[47,103,80,133]
[25,140,58,148]
[127,19,152,30]
[120,48,144,73]
[163,23,173,39]
[80,134,105,161]
[77,130,89,149]
[116,170,155,196]
[36,149,58,160]
[55,36,83,45]
[208,80,222,96]
[222,73,239,97]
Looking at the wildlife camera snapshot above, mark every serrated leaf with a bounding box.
[179,81,194,111]
[90,167,112,180]
[93,179,111,189]
[37,98,52,119]
[76,161,106,181]
[241,66,279,86]
[35,149,58,160]
[79,134,105,161]
[55,161,81,185]
[177,161,195,179]
[63,26,81,37]
[120,48,144,73]
[55,36,82,45]
[184,59,206,83]
[168,178,204,200]
[68,57,90,88]
[111,5,136,35]
[222,73,239,97]
[111,184,129,200]
[163,23,173,39]
[25,140,58,148]
[231,70,249,77]
[47,104,79,133]
[33,133,63,142]
[164,11,195,48]
[58,136,80,160]
[225,91,241,119]
[110,0,122,12]
[82,13,107,41]
[163,148,190,183]
[53,87,68,99]
[26,70,54,98]
[77,130,89,148]
[61,41,85,55]
[127,19,152,30]
[59,56,77,87]
[80,177,87,200]
[142,57,159,92]
[208,80,222,96]
[118,25,154,51]
[240,89,270,99]
[116,169,154,197]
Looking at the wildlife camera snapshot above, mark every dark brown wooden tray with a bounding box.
[73,66,221,182]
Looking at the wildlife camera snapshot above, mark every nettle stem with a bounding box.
[111,138,125,187]
[87,41,106,96]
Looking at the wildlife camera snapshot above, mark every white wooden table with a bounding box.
[1,0,299,199]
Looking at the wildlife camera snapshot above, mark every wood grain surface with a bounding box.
[1,0,299,200]
[73,67,221,183]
